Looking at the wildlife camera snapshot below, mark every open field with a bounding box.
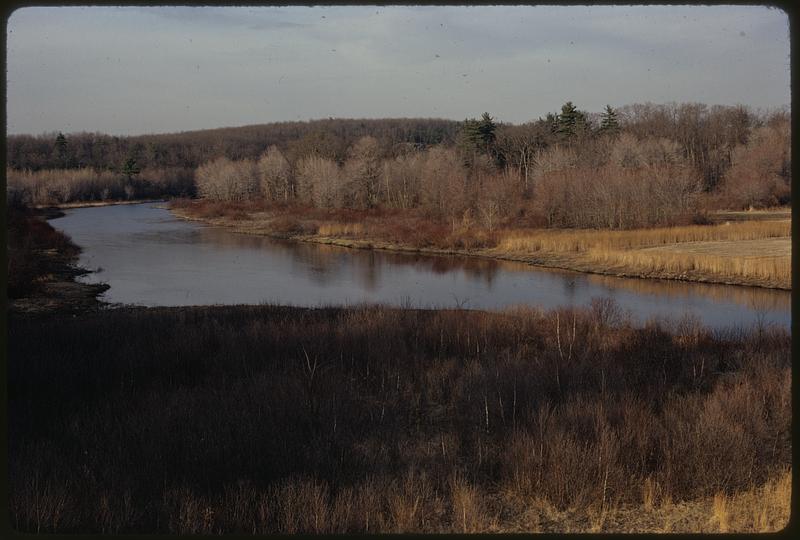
[642,237,790,258]
[8,301,791,533]
[171,200,791,289]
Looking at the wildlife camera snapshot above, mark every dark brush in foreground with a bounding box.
[7,303,790,533]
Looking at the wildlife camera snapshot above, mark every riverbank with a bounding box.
[9,302,791,533]
[7,206,108,314]
[170,200,791,290]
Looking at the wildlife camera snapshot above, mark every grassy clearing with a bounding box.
[643,237,790,258]
[9,303,790,533]
[712,207,791,222]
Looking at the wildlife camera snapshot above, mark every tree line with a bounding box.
[6,102,790,226]
[6,118,461,172]
[193,102,790,228]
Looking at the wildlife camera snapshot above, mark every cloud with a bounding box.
[6,5,790,135]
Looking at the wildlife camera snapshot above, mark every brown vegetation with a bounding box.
[8,303,790,533]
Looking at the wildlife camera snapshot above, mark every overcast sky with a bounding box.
[6,5,790,136]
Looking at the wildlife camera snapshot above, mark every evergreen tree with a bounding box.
[122,157,141,181]
[460,112,498,158]
[477,112,497,149]
[54,132,68,166]
[599,105,620,135]
[556,101,588,140]
[461,117,483,149]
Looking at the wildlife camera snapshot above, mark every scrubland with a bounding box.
[8,301,791,533]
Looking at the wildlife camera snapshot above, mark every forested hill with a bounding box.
[6,117,462,171]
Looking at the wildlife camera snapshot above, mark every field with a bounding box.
[170,200,791,289]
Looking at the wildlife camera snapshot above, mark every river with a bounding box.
[50,202,790,330]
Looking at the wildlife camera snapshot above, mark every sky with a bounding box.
[5,5,791,136]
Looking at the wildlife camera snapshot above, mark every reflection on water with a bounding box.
[50,203,791,330]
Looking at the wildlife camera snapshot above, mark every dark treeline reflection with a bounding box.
[193,226,509,288]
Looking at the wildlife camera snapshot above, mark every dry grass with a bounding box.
[481,219,790,287]
[644,236,790,258]
[497,220,790,253]
[721,468,792,532]
[711,492,730,532]
[586,247,790,284]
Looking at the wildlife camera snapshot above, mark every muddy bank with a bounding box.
[7,206,109,315]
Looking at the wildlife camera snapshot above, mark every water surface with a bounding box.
[51,203,791,330]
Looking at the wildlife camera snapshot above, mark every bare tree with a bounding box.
[419,146,469,228]
[257,146,293,202]
[295,155,343,208]
[382,153,423,209]
[342,136,382,208]
[196,157,258,201]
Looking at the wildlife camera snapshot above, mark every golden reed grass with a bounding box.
[708,469,791,533]
[585,249,790,283]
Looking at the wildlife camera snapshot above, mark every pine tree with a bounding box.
[461,118,483,149]
[599,105,620,135]
[54,132,68,166]
[556,101,587,140]
[122,157,140,181]
[461,113,497,154]
[477,112,497,149]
